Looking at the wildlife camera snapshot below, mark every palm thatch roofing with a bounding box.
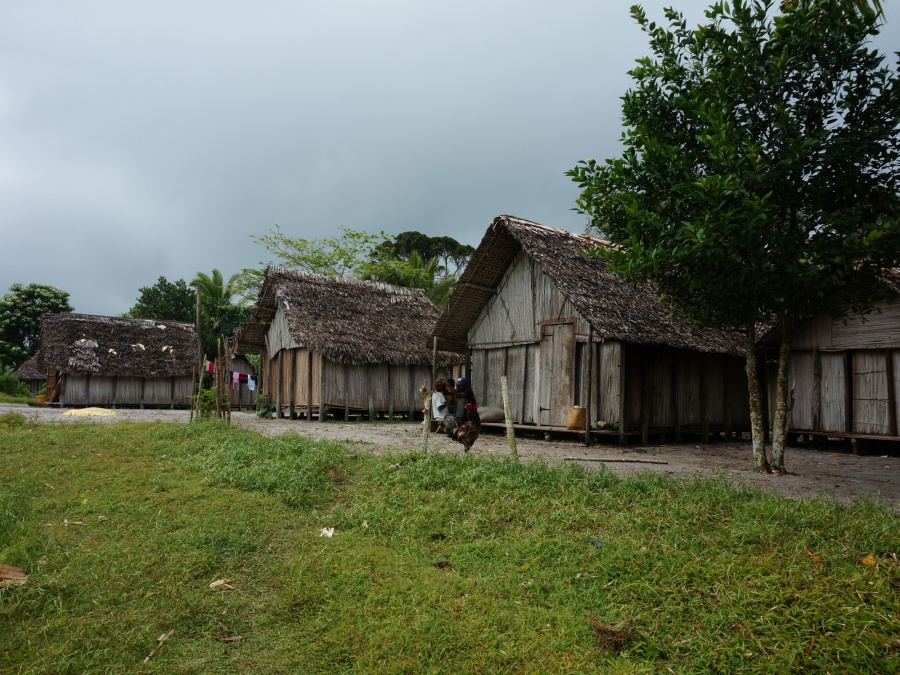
[431,215,745,355]
[14,353,45,381]
[236,266,464,367]
[39,314,198,377]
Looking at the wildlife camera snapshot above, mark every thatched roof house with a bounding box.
[14,353,46,395]
[236,266,463,420]
[431,215,749,442]
[39,313,198,407]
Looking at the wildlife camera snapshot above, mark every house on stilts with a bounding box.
[430,215,751,443]
[234,266,463,420]
[763,269,900,452]
[38,313,199,408]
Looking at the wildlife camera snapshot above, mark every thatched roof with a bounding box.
[236,266,463,366]
[431,215,745,355]
[14,353,45,381]
[39,314,198,377]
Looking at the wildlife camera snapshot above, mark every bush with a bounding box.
[256,393,275,419]
[191,387,218,418]
[0,366,28,397]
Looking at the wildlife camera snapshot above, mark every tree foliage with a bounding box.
[0,283,73,369]
[250,225,473,306]
[190,269,249,358]
[372,231,475,277]
[569,0,900,471]
[124,276,195,322]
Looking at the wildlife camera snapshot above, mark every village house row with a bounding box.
[18,215,900,449]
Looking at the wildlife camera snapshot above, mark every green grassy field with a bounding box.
[1,415,898,673]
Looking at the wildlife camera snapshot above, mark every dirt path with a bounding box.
[3,403,898,510]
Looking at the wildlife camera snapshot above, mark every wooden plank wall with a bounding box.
[59,375,192,407]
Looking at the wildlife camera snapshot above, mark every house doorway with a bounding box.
[538,321,575,427]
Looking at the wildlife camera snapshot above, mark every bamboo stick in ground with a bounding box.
[501,375,517,460]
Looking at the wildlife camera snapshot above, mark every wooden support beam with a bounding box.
[618,344,627,447]
[307,350,313,421]
[318,356,326,422]
[288,348,296,420]
[886,349,897,438]
[368,364,375,422]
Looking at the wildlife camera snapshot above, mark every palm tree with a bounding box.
[363,251,457,306]
[190,269,246,357]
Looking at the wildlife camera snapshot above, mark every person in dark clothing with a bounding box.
[454,377,477,423]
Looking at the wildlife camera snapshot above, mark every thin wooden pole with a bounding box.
[189,366,195,422]
[225,338,232,426]
[585,326,593,447]
[432,337,438,389]
[421,383,431,451]
[501,375,517,459]
[216,338,223,419]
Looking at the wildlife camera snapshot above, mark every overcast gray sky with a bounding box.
[1,2,898,316]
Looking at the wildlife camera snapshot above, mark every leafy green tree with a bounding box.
[190,269,249,358]
[360,250,457,306]
[251,225,385,278]
[373,232,475,276]
[124,276,195,322]
[250,226,471,306]
[0,283,73,369]
[569,0,900,473]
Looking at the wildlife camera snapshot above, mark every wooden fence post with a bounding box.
[501,375,517,459]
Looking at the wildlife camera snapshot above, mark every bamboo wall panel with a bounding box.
[819,353,846,432]
[85,377,113,405]
[485,349,506,411]
[469,252,537,345]
[705,355,726,425]
[471,350,488,409]
[505,345,527,424]
[115,377,143,405]
[624,346,643,428]
[677,351,702,426]
[853,351,890,434]
[291,348,311,406]
[390,366,414,412]
[144,378,173,405]
[895,351,900,433]
[832,301,900,350]
[279,351,292,404]
[173,377,193,406]
[648,350,673,428]
[728,359,750,425]
[598,341,621,426]
[788,352,816,430]
[266,305,300,354]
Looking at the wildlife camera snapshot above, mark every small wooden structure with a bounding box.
[14,353,46,396]
[38,313,198,408]
[430,216,750,442]
[764,271,900,445]
[227,353,258,409]
[235,266,463,420]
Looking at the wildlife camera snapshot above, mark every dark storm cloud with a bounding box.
[1,1,897,315]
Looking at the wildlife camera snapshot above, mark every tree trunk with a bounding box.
[745,325,770,473]
[771,315,794,474]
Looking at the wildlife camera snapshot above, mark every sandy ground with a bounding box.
[3,403,898,510]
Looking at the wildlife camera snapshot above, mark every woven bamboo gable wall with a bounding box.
[770,297,900,439]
